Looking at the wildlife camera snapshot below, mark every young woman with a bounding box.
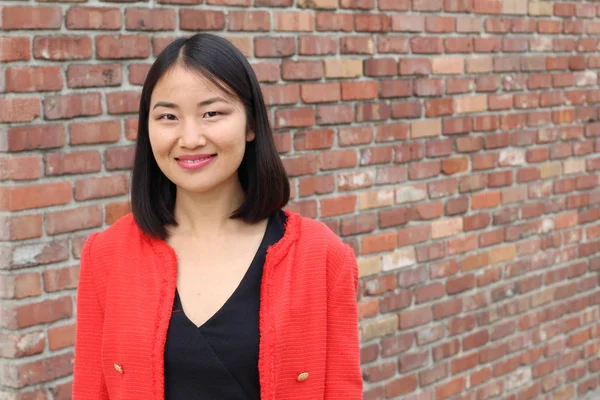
[72,33,362,399]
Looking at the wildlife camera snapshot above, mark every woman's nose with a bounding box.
[179,121,207,148]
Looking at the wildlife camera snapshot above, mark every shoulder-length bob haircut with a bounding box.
[131,33,290,240]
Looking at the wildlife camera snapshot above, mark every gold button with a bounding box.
[297,372,309,382]
[114,363,123,374]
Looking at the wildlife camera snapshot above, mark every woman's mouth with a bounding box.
[175,154,217,170]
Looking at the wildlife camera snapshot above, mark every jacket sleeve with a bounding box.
[72,233,109,400]
[324,244,363,399]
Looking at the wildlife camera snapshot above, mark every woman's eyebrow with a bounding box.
[152,101,178,110]
[152,97,227,111]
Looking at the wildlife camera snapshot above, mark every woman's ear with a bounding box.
[246,130,256,142]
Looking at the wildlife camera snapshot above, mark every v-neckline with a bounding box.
[173,215,273,329]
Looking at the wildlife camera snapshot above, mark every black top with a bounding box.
[164,210,287,400]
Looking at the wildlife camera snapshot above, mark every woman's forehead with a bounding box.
[152,64,239,105]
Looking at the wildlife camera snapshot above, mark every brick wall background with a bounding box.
[1,0,600,399]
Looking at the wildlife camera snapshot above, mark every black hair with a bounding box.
[131,33,290,239]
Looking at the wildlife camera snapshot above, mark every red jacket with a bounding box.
[73,210,362,399]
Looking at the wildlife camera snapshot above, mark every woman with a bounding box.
[72,33,362,400]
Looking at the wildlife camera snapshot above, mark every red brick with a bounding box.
[66,6,122,30]
[67,64,122,88]
[436,377,465,399]
[43,265,79,292]
[0,182,71,212]
[379,290,412,313]
[294,129,334,151]
[361,232,397,254]
[0,98,40,123]
[446,274,475,294]
[252,62,280,82]
[415,282,445,304]
[44,93,102,120]
[414,79,444,96]
[125,8,176,31]
[363,361,395,383]
[377,36,410,54]
[379,0,409,10]
[426,16,456,33]
[399,306,433,329]
[340,36,374,55]
[320,195,356,218]
[391,14,424,33]
[69,120,121,145]
[107,91,141,114]
[316,105,354,125]
[6,66,63,93]
[46,205,102,235]
[411,37,444,54]
[0,37,30,62]
[254,38,294,58]
[281,154,319,176]
[0,214,42,241]
[316,12,353,31]
[409,161,441,180]
[2,6,62,30]
[152,36,176,55]
[355,14,390,32]
[361,344,379,364]
[341,82,378,101]
[2,296,72,329]
[0,331,45,357]
[74,174,129,201]
[356,103,391,122]
[385,375,418,398]
[472,191,501,209]
[5,125,64,152]
[157,0,201,5]
[419,362,448,386]
[33,36,92,60]
[451,352,479,374]
[381,333,413,357]
[398,350,429,373]
[379,207,411,229]
[298,35,337,55]
[282,61,323,80]
[105,201,131,225]
[3,353,73,387]
[274,11,314,32]
[300,83,340,104]
[48,323,75,351]
[364,58,397,77]
[275,108,315,129]
[96,35,150,59]
[228,11,270,31]
[341,213,377,236]
[340,0,375,9]
[45,150,101,175]
[433,339,460,361]
[0,155,42,181]
[0,272,43,300]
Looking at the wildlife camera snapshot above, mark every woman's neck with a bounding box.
[171,177,246,239]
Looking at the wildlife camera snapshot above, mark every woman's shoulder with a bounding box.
[84,212,145,257]
[286,211,357,289]
[286,210,351,258]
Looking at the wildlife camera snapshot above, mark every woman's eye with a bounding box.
[204,111,220,118]
[158,114,177,121]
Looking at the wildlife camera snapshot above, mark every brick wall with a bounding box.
[1,0,600,399]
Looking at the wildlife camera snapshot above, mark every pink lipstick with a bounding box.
[175,154,216,170]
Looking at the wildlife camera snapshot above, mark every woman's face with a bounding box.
[148,64,254,195]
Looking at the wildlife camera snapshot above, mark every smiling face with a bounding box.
[148,63,255,196]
